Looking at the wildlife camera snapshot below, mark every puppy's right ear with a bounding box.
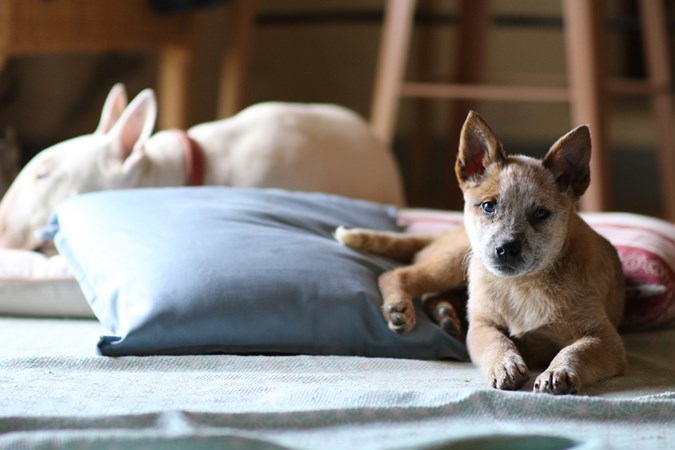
[455,111,505,187]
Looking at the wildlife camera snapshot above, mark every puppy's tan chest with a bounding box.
[471,278,563,337]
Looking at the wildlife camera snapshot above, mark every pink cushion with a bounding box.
[398,209,675,330]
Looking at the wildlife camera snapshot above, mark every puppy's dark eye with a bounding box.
[533,208,550,220]
[480,201,497,216]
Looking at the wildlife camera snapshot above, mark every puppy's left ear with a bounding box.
[455,111,505,188]
[542,125,591,198]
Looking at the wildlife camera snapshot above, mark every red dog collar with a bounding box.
[171,130,205,186]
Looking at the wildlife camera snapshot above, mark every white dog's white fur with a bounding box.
[0,84,404,251]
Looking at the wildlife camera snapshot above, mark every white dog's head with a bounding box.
[0,84,157,251]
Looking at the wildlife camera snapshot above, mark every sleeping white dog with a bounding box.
[0,84,404,252]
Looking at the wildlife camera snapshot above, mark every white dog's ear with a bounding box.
[95,83,128,135]
[543,125,591,198]
[455,111,505,187]
[106,89,157,173]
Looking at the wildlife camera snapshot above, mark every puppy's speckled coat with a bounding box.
[336,112,626,394]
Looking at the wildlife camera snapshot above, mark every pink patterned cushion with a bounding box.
[398,209,675,330]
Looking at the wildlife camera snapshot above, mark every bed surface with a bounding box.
[2,316,674,450]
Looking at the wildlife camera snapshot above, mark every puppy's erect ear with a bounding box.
[95,83,128,135]
[542,125,591,198]
[455,111,505,187]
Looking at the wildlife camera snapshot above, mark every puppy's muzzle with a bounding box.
[496,240,521,261]
[493,240,524,275]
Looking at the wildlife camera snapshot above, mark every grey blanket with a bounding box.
[1,318,674,449]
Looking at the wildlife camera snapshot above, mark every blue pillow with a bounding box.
[45,187,468,360]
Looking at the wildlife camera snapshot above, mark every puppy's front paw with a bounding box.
[534,368,579,395]
[383,302,416,334]
[488,355,530,390]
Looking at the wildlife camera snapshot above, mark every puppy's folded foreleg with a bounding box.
[378,238,469,333]
[533,324,626,394]
[337,225,469,334]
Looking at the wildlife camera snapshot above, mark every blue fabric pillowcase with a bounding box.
[45,187,468,360]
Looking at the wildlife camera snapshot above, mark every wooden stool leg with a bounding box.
[562,0,611,212]
[408,22,435,206]
[452,0,491,131]
[157,45,191,130]
[638,0,675,221]
[370,0,417,146]
[444,0,491,210]
[0,0,8,70]
[217,0,257,118]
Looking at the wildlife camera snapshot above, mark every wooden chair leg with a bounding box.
[562,0,611,212]
[638,0,675,221]
[370,0,417,146]
[157,45,191,130]
[217,0,257,118]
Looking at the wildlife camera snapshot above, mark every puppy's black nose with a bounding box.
[495,240,522,263]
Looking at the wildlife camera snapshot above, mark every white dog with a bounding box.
[0,84,404,251]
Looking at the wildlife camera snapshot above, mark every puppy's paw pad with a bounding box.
[433,303,462,338]
[438,316,462,339]
[488,356,530,391]
[533,369,579,395]
[383,304,416,334]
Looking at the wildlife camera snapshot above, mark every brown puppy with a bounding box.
[336,111,626,394]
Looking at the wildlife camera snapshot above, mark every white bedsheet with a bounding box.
[1,317,674,449]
